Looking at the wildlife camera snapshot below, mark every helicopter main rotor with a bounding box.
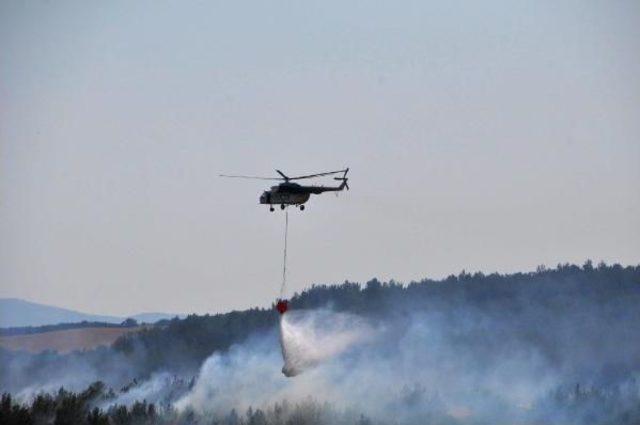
[220,168,349,182]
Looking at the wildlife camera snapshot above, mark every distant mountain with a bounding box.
[0,298,180,328]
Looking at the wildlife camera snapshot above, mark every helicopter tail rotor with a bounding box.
[334,177,349,190]
[334,168,349,190]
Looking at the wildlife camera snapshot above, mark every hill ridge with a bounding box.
[0,298,180,328]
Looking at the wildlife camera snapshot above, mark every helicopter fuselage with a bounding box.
[259,181,346,209]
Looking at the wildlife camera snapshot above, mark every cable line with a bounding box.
[280,209,289,297]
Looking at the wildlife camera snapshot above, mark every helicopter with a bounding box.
[220,168,349,211]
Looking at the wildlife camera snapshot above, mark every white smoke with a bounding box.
[173,335,283,414]
[8,301,624,423]
[172,306,561,422]
[174,308,376,415]
[100,372,190,409]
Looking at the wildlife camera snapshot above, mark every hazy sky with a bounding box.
[1,0,639,316]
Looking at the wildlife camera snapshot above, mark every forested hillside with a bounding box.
[3,262,638,392]
[1,262,639,425]
[110,261,639,377]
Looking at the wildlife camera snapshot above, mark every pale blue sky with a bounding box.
[1,0,639,315]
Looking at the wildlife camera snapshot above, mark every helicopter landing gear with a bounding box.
[299,205,305,211]
[280,204,286,210]
[270,206,275,212]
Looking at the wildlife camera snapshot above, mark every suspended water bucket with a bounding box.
[276,299,289,315]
